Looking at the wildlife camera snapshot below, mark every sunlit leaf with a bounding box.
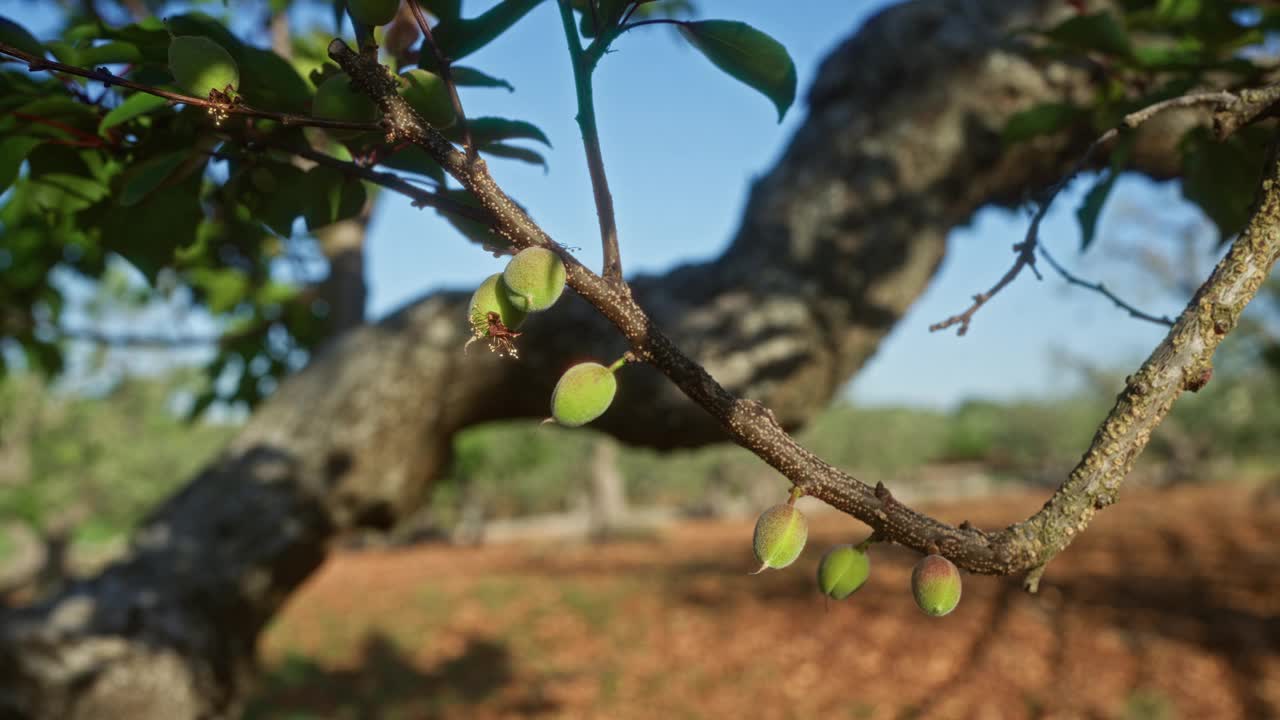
[100,93,170,133]
[678,20,797,122]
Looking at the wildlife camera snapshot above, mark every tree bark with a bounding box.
[0,0,1195,716]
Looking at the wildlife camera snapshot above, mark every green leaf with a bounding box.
[1003,103,1081,144]
[678,20,797,122]
[1045,12,1131,57]
[119,151,190,207]
[1179,126,1270,242]
[438,188,509,253]
[303,166,367,231]
[99,93,169,133]
[1076,134,1133,252]
[455,117,551,148]
[577,0,630,39]
[237,46,312,114]
[430,0,543,64]
[449,66,514,91]
[479,143,547,170]
[188,267,250,314]
[379,145,445,183]
[76,41,142,66]
[251,164,309,237]
[0,16,45,58]
[0,137,42,193]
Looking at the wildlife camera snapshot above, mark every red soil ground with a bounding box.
[251,484,1280,720]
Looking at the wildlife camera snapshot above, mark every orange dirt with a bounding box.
[251,484,1280,719]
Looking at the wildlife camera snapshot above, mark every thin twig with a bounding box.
[408,0,474,159]
[557,0,624,284]
[0,42,381,133]
[930,82,1271,336]
[1038,243,1175,327]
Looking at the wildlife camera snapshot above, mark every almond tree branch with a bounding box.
[930,81,1280,336]
[1038,243,1175,328]
[0,42,381,134]
[328,37,1280,583]
[557,0,624,284]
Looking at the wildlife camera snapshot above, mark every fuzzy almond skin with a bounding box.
[817,544,870,600]
[503,247,567,312]
[911,554,962,617]
[168,36,239,97]
[348,0,400,26]
[551,362,617,427]
[399,69,457,129]
[468,273,526,337]
[752,504,807,570]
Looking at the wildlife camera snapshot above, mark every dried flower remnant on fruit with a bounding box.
[465,274,527,358]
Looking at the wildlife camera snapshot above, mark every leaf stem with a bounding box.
[407,0,475,160]
[556,0,624,284]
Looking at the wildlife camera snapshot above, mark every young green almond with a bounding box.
[313,73,380,137]
[465,273,526,355]
[168,35,239,98]
[348,0,400,26]
[817,544,871,600]
[752,503,807,572]
[911,554,962,617]
[399,69,457,129]
[503,247,566,313]
[550,362,617,427]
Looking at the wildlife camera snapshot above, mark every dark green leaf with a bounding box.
[449,66,514,91]
[119,151,190,207]
[303,166,367,231]
[163,13,244,55]
[578,0,630,38]
[1002,103,1081,144]
[430,0,543,64]
[678,20,797,122]
[100,93,170,133]
[453,117,551,148]
[0,137,42,193]
[76,40,142,66]
[1045,11,1131,57]
[380,145,446,183]
[237,46,312,114]
[0,16,45,57]
[479,143,547,170]
[251,164,309,237]
[1180,126,1269,242]
[85,171,203,281]
[438,188,510,253]
[1076,134,1133,252]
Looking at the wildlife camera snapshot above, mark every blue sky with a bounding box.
[2,0,1221,408]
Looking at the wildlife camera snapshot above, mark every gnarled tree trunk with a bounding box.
[0,0,1193,716]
